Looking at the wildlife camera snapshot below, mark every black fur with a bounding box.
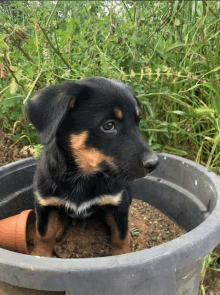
[24,77,159,255]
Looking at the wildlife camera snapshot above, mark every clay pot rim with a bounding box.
[15,209,36,254]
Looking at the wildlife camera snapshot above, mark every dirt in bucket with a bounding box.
[28,198,184,259]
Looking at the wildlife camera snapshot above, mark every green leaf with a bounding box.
[0,40,5,48]
[10,79,17,94]
[202,84,220,98]
[164,146,188,156]
[194,107,215,118]
[170,1,179,22]
[0,33,6,41]
[141,101,154,118]
[194,44,204,53]
[166,43,185,53]
[171,110,189,116]
[10,134,20,142]
[151,143,161,150]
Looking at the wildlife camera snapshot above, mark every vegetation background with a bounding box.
[0,1,219,294]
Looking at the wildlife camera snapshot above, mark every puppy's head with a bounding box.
[24,77,159,181]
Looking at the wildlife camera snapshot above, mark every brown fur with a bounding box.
[105,213,131,255]
[69,131,115,175]
[69,99,75,108]
[30,211,68,257]
[114,107,123,119]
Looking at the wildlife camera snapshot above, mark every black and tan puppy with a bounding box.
[24,77,159,257]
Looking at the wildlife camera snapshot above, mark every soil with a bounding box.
[0,127,220,294]
[53,198,184,258]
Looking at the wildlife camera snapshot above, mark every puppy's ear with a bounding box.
[24,82,81,145]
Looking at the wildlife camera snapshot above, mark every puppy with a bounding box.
[24,77,159,257]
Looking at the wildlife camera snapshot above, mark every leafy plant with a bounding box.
[131,227,140,237]
[0,0,219,169]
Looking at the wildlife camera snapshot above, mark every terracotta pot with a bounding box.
[0,209,36,254]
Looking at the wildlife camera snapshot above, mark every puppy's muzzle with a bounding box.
[142,154,159,173]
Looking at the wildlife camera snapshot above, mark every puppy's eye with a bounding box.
[102,122,115,131]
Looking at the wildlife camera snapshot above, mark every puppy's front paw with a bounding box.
[30,244,53,257]
[55,219,70,242]
[112,244,131,256]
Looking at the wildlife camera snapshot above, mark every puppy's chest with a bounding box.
[62,199,99,219]
[61,191,124,219]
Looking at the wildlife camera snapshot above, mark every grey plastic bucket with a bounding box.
[0,152,220,295]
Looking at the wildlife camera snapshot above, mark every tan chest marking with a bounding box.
[36,191,123,214]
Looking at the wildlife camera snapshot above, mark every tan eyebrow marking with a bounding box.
[114,107,123,119]
[69,98,75,108]
[136,108,140,118]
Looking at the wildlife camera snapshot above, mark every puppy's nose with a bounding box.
[142,155,159,173]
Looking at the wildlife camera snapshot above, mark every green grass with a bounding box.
[0,1,219,170]
[200,252,220,295]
